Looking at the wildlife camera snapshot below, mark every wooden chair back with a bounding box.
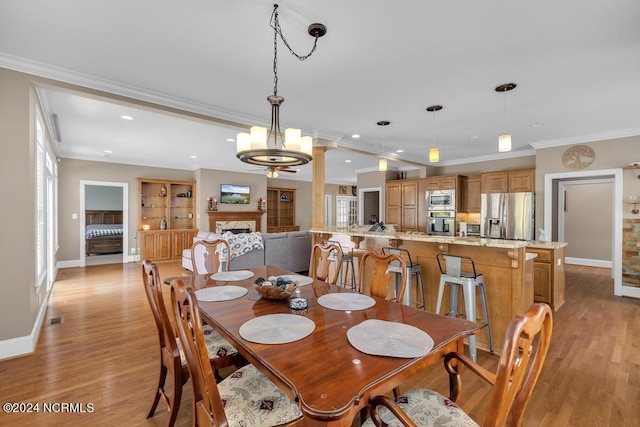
[358,251,407,302]
[170,279,228,427]
[141,260,186,426]
[484,303,553,426]
[309,242,343,284]
[142,259,181,364]
[191,239,231,274]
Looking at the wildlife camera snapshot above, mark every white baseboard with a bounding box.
[57,259,81,269]
[565,257,612,269]
[0,287,51,360]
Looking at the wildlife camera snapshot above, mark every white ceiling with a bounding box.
[2,0,639,184]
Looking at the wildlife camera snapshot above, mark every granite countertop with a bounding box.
[310,227,567,250]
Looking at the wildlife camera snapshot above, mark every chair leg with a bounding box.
[166,370,183,427]
[416,272,425,309]
[435,276,447,315]
[147,364,167,419]
[478,284,494,354]
[448,283,460,318]
[462,283,477,362]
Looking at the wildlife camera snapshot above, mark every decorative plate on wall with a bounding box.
[339,186,348,194]
[562,144,595,170]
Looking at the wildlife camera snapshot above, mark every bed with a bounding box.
[85,210,124,256]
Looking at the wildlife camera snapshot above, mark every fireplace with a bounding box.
[222,228,252,234]
[207,211,265,233]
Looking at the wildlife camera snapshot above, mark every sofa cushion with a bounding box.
[222,231,264,260]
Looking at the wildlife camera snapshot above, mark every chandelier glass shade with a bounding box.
[378,158,388,172]
[236,5,325,170]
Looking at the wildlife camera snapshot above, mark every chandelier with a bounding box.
[236,4,327,169]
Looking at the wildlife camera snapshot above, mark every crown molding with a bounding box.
[529,128,640,149]
[0,53,343,143]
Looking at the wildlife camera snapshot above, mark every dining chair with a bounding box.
[309,242,343,285]
[358,251,407,303]
[191,239,231,274]
[141,260,241,427]
[365,303,553,427]
[170,278,304,426]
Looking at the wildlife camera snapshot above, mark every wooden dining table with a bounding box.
[167,265,478,426]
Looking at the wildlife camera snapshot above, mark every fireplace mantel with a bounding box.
[207,211,265,232]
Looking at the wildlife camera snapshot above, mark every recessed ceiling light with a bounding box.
[104,150,113,154]
[396,149,404,153]
[351,134,360,139]
[530,123,544,128]
[190,155,198,159]
[345,159,351,163]
[120,115,134,120]
[470,135,480,139]
[226,138,235,142]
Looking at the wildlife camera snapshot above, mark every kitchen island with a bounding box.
[310,227,566,355]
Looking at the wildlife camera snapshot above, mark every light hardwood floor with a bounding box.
[0,262,638,427]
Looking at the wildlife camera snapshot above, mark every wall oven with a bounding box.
[427,210,455,236]
[426,189,455,211]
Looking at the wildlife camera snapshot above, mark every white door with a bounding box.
[336,196,357,228]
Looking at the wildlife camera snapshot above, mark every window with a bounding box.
[336,196,357,228]
[35,108,46,287]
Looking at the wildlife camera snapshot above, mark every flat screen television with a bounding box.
[220,184,250,204]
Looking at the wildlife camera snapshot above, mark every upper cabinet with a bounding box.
[424,175,458,191]
[461,175,482,213]
[481,168,535,193]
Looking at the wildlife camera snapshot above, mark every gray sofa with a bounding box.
[182,230,312,274]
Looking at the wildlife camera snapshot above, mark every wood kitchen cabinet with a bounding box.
[424,175,458,191]
[461,175,482,213]
[385,179,419,231]
[527,245,566,311]
[481,168,535,193]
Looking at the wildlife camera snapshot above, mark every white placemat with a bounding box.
[239,314,316,344]
[195,286,248,302]
[278,274,315,286]
[317,293,376,311]
[347,319,434,358]
[210,270,254,281]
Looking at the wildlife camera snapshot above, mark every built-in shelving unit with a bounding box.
[137,178,197,262]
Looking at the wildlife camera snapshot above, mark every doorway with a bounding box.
[543,168,640,298]
[80,180,129,267]
[358,187,382,225]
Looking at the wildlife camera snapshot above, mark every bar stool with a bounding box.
[435,253,493,362]
[381,247,425,309]
[327,240,357,289]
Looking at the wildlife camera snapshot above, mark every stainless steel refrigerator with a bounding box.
[480,192,535,240]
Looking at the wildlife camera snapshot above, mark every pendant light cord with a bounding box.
[270,5,322,96]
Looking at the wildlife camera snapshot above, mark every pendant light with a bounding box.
[377,120,390,171]
[426,105,442,162]
[495,83,516,153]
[236,4,327,172]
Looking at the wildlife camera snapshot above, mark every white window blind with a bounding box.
[35,111,46,287]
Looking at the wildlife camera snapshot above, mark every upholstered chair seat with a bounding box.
[362,388,478,427]
[214,364,302,426]
[176,325,238,366]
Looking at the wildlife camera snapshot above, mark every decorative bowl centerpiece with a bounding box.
[253,276,298,300]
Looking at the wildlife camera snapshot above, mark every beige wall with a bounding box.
[535,137,640,227]
[58,159,197,260]
[436,155,536,176]
[0,67,41,340]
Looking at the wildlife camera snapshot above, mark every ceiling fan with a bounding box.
[250,166,297,178]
